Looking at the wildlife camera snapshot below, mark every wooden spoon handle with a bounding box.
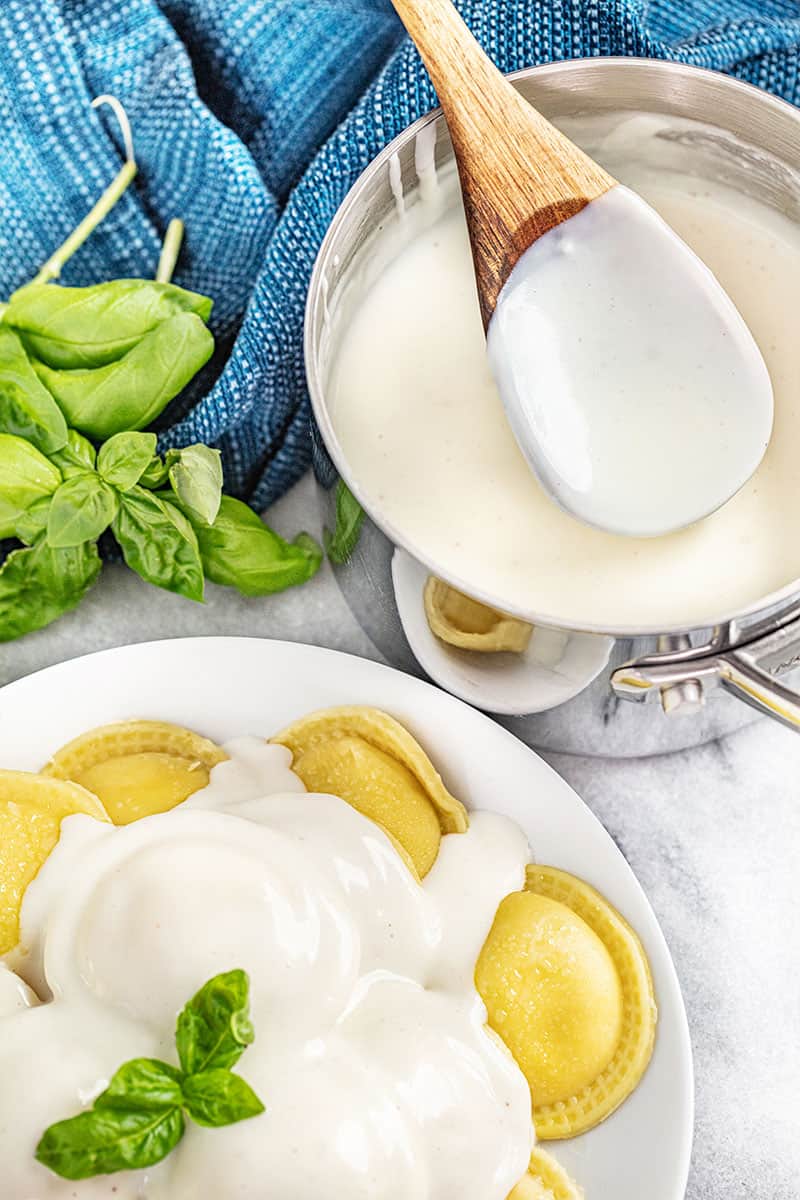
[390,0,615,324]
[390,0,503,104]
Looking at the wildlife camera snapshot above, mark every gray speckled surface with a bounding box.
[548,732,800,1200]
[2,472,798,1199]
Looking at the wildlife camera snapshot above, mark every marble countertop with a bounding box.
[3,473,798,1200]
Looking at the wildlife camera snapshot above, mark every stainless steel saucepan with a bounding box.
[306,57,800,756]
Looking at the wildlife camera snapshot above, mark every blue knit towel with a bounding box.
[1,0,799,508]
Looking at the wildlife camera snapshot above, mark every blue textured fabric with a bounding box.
[1,1,800,507]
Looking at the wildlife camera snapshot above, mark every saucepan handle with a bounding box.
[718,610,800,731]
[716,649,800,732]
[611,610,800,731]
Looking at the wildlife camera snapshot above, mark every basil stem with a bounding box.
[31,95,137,287]
[155,219,185,285]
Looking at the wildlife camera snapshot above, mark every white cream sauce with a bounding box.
[0,962,36,1014]
[487,184,773,537]
[0,739,533,1199]
[329,113,800,628]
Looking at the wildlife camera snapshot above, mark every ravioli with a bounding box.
[271,705,468,877]
[41,720,227,824]
[0,771,109,953]
[424,576,533,653]
[508,1147,584,1199]
[477,865,656,1138]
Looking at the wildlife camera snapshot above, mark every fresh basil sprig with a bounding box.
[0,429,323,641]
[35,969,265,1182]
[0,96,323,644]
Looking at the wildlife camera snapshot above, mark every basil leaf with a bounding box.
[14,496,51,544]
[174,495,322,597]
[167,444,222,525]
[0,433,61,538]
[324,480,364,565]
[182,1070,264,1128]
[0,537,101,641]
[0,326,67,454]
[94,1059,184,1112]
[50,429,97,478]
[35,1105,184,1181]
[35,970,263,1181]
[7,279,213,369]
[47,475,118,549]
[97,431,158,490]
[34,312,214,441]
[112,485,204,602]
[175,969,254,1075]
[138,455,169,489]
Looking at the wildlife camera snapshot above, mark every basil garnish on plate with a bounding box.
[35,969,265,1182]
[175,967,256,1074]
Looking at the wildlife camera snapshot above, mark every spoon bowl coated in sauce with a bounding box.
[488,185,775,537]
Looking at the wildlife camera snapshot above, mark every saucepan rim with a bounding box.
[305,56,800,639]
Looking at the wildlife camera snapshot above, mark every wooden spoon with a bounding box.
[389,0,615,328]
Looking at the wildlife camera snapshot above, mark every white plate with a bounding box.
[0,637,693,1199]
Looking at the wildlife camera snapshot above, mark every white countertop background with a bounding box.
[2,472,798,1200]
